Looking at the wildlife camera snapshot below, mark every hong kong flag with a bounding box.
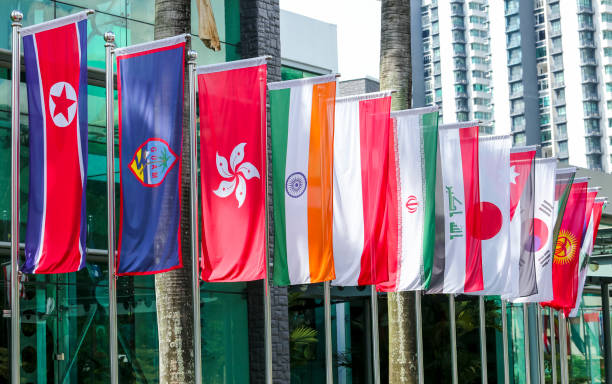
[197,58,267,282]
[21,12,90,274]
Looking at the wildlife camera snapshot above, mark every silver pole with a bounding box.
[449,295,458,384]
[537,306,545,384]
[264,275,272,384]
[550,308,557,384]
[523,303,531,384]
[479,296,487,384]
[415,291,424,384]
[10,10,22,384]
[371,286,380,384]
[324,281,333,383]
[501,300,509,384]
[187,50,202,384]
[559,312,568,384]
[103,31,119,384]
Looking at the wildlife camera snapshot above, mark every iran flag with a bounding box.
[472,135,511,295]
[332,91,392,286]
[432,122,483,293]
[512,158,556,303]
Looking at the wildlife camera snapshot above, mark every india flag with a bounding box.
[377,106,439,292]
[269,75,337,286]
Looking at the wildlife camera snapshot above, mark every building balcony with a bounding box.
[454,62,467,70]
[549,28,562,38]
[579,40,596,48]
[506,23,520,33]
[582,75,598,83]
[511,124,526,133]
[509,91,524,99]
[507,39,521,49]
[583,111,600,118]
[510,107,524,116]
[456,103,469,112]
[454,78,468,85]
[551,63,564,72]
[548,11,561,20]
[552,81,565,89]
[555,114,567,123]
[556,132,568,140]
[580,56,597,66]
[578,23,595,31]
[550,45,563,54]
[505,6,519,16]
[554,97,566,106]
[602,4,612,13]
[508,73,522,82]
[452,24,466,30]
[507,57,522,66]
[577,5,594,14]
[586,147,602,154]
[585,129,602,137]
[583,92,600,101]
[455,91,468,98]
[558,150,569,160]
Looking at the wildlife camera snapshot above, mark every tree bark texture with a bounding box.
[154,1,195,383]
[380,1,417,383]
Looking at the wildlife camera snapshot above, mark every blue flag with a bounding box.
[115,35,186,275]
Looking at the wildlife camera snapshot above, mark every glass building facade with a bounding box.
[0,0,611,383]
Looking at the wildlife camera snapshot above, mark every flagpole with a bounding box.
[479,296,487,384]
[449,295,458,384]
[550,308,557,384]
[10,10,22,384]
[537,305,545,384]
[187,49,202,384]
[523,303,531,384]
[415,291,424,384]
[104,31,119,384]
[501,300,510,384]
[370,286,380,384]
[263,54,273,384]
[559,312,568,384]
[324,281,333,383]
[103,31,119,384]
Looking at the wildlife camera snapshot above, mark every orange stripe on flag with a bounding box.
[307,81,336,283]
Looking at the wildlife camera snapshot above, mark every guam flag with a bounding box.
[22,12,90,274]
[115,35,186,275]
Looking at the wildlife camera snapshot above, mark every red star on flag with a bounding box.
[51,84,76,122]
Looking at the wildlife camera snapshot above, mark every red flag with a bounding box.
[198,58,267,282]
[542,180,588,310]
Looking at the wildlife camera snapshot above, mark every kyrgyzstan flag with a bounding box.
[22,12,90,274]
[430,122,482,293]
[198,57,267,282]
[115,35,186,275]
[502,146,536,298]
[331,92,392,286]
[542,179,588,310]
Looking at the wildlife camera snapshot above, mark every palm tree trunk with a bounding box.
[154,1,195,383]
[379,1,417,383]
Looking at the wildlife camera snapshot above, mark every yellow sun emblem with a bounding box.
[554,230,578,265]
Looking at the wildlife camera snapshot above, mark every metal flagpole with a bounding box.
[416,291,424,384]
[324,281,333,383]
[523,303,531,384]
[449,295,458,384]
[479,296,487,384]
[371,286,380,384]
[263,54,273,384]
[10,10,22,384]
[501,300,510,384]
[550,308,557,384]
[537,306,545,384]
[187,49,202,384]
[559,312,568,384]
[103,31,119,384]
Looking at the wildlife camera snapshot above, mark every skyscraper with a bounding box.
[412,0,612,172]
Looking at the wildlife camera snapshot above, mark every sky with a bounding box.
[279,0,381,80]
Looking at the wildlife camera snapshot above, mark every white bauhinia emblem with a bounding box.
[49,81,77,127]
[213,143,260,207]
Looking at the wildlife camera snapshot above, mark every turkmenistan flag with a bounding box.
[269,74,337,286]
[377,106,439,292]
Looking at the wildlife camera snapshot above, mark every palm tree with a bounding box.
[379,1,417,383]
[154,0,195,382]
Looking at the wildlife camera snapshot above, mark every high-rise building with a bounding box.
[412,0,612,172]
